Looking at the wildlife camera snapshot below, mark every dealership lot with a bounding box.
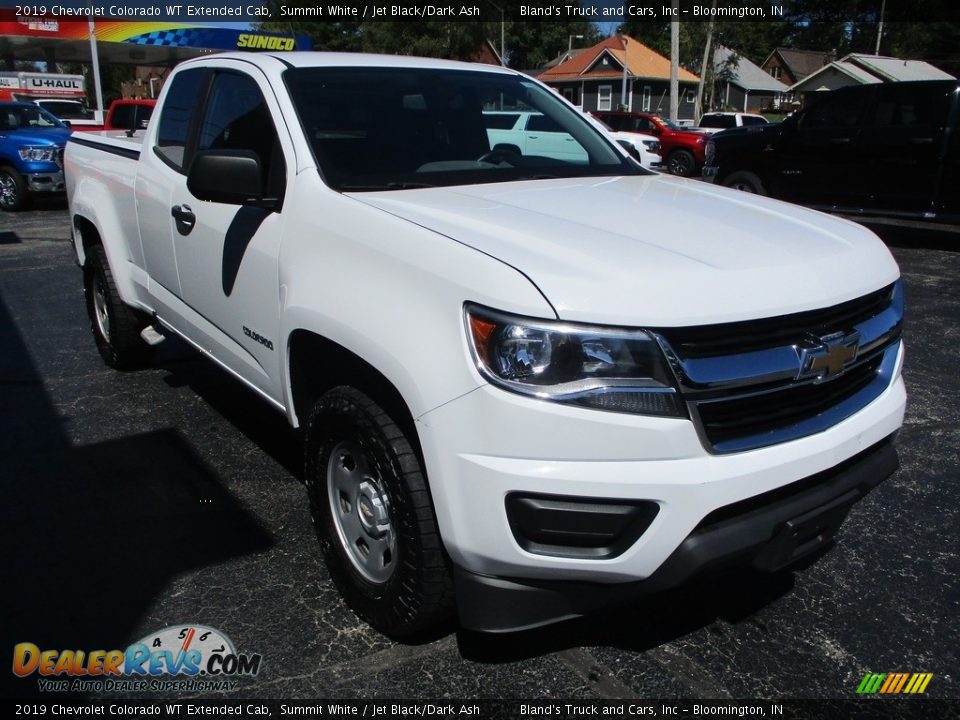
[1,203,957,700]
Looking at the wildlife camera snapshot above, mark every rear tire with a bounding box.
[0,166,27,212]
[722,171,767,195]
[83,245,151,370]
[305,386,453,638]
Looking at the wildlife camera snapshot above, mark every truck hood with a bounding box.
[3,127,71,147]
[349,174,900,327]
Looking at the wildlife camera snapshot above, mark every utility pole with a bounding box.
[620,35,629,109]
[669,0,679,122]
[696,0,716,120]
[875,0,886,55]
[86,4,104,123]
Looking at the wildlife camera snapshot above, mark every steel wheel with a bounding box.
[326,440,397,584]
[92,271,111,342]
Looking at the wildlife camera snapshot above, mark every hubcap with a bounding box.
[0,174,15,208]
[92,274,111,341]
[326,440,396,584]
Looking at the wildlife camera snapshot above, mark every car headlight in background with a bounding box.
[643,140,661,155]
[705,140,716,164]
[465,304,684,417]
[18,146,59,162]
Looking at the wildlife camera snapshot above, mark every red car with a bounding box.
[592,111,709,176]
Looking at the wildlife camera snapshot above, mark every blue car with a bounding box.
[0,102,72,211]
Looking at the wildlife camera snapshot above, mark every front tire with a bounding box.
[722,171,767,195]
[0,166,27,211]
[667,149,696,177]
[83,245,151,369]
[305,386,453,638]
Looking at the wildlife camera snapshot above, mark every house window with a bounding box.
[642,86,651,112]
[771,66,781,79]
[598,85,612,111]
[563,88,574,102]
[685,89,696,103]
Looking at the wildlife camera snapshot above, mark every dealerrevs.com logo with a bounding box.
[13,625,263,693]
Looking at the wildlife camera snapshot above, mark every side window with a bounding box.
[527,114,563,133]
[111,104,133,130]
[482,113,521,130]
[799,90,867,129]
[870,85,951,128]
[155,68,207,172]
[196,72,286,200]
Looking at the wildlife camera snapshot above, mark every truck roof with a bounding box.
[179,51,517,75]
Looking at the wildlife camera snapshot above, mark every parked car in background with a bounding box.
[702,80,960,229]
[32,98,101,129]
[593,110,709,176]
[482,110,588,163]
[102,98,157,132]
[587,115,662,170]
[0,101,70,211]
[697,112,769,133]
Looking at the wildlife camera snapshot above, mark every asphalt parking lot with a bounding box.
[1,201,957,702]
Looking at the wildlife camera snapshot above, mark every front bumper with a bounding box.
[456,436,898,632]
[701,165,719,182]
[25,169,65,194]
[415,344,905,630]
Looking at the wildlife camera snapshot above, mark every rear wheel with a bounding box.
[667,149,696,177]
[722,171,766,195]
[0,166,27,211]
[305,386,453,638]
[84,245,151,369]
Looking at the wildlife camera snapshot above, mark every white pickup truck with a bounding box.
[65,53,905,637]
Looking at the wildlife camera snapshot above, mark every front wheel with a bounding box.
[667,149,696,177]
[0,166,27,211]
[305,386,453,638]
[83,245,151,369]
[722,171,767,195]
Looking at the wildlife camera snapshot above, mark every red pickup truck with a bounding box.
[592,111,710,177]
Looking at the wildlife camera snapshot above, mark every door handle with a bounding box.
[171,204,195,236]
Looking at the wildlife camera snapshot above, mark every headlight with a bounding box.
[642,140,660,154]
[465,304,684,417]
[705,140,716,164]
[18,146,58,162]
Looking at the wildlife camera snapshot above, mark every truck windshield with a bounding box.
[0,104,67,130]
[284,67,641,191]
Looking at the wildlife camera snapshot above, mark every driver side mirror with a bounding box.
[187,149,274,208]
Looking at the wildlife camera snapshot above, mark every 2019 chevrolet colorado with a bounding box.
[65,53,905,637]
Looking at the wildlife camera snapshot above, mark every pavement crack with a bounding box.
[556,648,641,699]
[646,646,732,699]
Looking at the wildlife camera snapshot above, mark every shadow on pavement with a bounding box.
[0,291,274,699]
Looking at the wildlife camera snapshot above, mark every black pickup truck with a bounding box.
[702,80,959,229]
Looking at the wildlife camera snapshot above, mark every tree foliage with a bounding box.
[261,3,959,77]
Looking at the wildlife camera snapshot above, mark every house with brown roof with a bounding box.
[538,35,701,122]
[760,48,835,87]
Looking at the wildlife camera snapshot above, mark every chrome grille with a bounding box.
[654,280,903,454]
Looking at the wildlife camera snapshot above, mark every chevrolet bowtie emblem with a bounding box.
[797,331,861,382]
